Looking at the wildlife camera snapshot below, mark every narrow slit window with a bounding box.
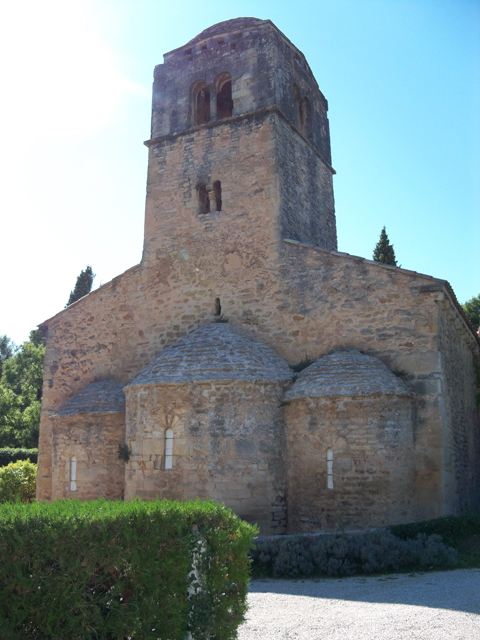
[198,184,210,214]
[327,449,334,489]
[165,429,173,470]
[216,73,233,119]
[214,297,222,316]
[70,456,77,492]
[213,180,222,211]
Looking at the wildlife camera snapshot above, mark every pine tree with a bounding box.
[65,266,95,307]
[373,227,397,266]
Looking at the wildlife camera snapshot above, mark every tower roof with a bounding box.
[55,381,125,416]
[127,323,292,387]
[285,350,410,401]
[186,18,266,46]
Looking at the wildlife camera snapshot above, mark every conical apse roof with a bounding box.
[285,350,410,401]
[55,380,125,416]
[127,323,292,387]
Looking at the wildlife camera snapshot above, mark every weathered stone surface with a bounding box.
[55,380,125,416]
[286,350,410,400]
[36,18,480,534]
[285,394,416,532]
[51,413,125,501]
[124,381,287,535]
[127,322,293,386]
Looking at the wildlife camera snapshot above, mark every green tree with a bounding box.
[65,265,95,307]
[0,335,45,449]
[0,459,37,503]
[462,294,480,331]
[29,328,46,348]
[373,226,397,266]
[0,335,17,378]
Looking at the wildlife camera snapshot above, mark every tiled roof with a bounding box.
[55,380,125,416]
[285,350,410,400]
[127,322,292,387]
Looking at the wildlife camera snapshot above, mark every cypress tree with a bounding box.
[373,227,397,266]
[65,266,95,307]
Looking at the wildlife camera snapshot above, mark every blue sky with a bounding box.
[1,0,479,345]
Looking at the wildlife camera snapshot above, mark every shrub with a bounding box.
[251,529,458,578]
[0,448,38,467]
[0,498,257,640]
[0,460,36,503]
[389,511,480,547]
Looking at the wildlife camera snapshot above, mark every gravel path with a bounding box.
[238,568,480,640]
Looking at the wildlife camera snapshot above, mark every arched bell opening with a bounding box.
[192,80,211,125]
[216,73,233,119]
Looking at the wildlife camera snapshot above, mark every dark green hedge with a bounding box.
[251,529,458,578]
[0,448,38,467]
[0,499,257,640]
[389,511,480,547]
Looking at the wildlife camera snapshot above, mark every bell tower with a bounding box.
[142,18,337,271]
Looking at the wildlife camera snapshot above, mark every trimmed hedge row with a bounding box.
[389,511,480,547]
[250,529,458,578]
[0,448,38,467]
[0,499,257,640]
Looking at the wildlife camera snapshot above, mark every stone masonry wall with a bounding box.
[276,116,336,249]
[51,413,125,500]
[437,298,480,513]
[152,19,331,162]
[37,129,479,526]
[279,242,450,521]
[38,237,468,515]
[285,395,416,532]
[37,113,283,501]
[272,27,331,164]
[143,111,281,270]
[124,382,287,535]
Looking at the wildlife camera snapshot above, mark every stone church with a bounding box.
[37,18,480,535]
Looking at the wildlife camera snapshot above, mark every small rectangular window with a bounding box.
[327,449,333,489]
[70,456,77,492]
[165,429,173,470]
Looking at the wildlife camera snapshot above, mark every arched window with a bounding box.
[213,180,222,211]
[193,81,211,125]
[293,85,311,139]
[326,449,334,489]
[70,456,77,492]
[216,73,233,119]
[165,429,173,470]
[198,184,210,214]
[293,84,302,128]
[299,97,311,138]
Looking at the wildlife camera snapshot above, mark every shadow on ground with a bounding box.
[249,568,480,615]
